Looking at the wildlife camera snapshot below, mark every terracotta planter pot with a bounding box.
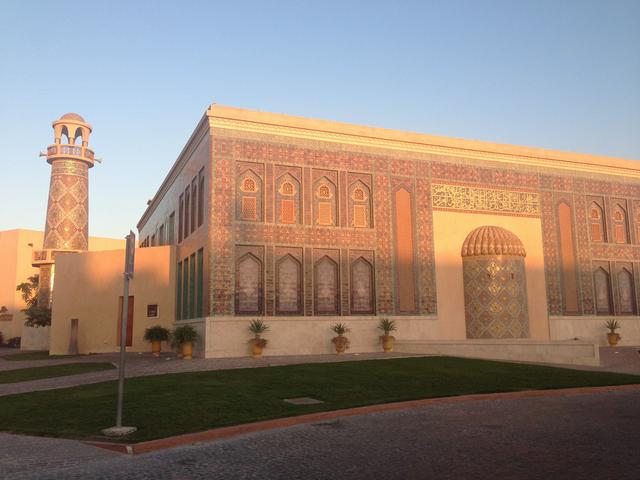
[151,340,161,357]
[182,341,193,359]
[333,336,348,354]
[607,332,621,347]
[382,335,395,352]
[252,343,263,358]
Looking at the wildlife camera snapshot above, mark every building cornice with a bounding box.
[137,113,210,230]
[207,104,640,178]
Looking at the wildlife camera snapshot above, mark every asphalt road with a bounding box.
[5,388,639,480]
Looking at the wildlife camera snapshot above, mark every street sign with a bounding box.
[125,230,135,278]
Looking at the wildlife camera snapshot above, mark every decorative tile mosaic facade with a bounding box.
[209,129,640,319]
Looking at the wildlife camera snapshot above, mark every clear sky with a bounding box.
[1,0,638,238]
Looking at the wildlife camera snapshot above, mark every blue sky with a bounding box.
[1,0,638,238]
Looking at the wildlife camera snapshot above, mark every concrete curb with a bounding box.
[84,383,640,455]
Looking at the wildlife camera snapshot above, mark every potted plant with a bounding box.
[143,325,170,357]
[378,318,397,352]
[330,322,350,354]
[173,325,199,359]
[248,319,269,358]
[605,319,621,347]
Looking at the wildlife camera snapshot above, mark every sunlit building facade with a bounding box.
[132,104,640,358]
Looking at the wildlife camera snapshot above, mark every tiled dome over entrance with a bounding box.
[461,225,526,258]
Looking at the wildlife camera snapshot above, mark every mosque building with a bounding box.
[41,104,639,362]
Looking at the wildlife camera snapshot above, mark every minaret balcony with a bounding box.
[47,144,95,166]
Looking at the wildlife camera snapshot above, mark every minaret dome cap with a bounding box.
[60,112,86,122]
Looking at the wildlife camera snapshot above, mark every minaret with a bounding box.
[32,113,96,308]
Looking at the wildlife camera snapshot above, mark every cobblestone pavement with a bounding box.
[5,389,639,480]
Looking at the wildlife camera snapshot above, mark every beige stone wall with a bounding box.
[0,229,125,348]
[49,246,175,355]
[205,315,437,358]
[431,211,549,341]
[550,316,640,346]
[0,229,43,340]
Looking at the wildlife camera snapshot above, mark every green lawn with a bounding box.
[1,351,86,361]
[0,363,115,384]
[0,356,637,442]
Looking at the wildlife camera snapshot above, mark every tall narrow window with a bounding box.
[349,181,371,228]
[314,255,339,315]
[198,170,205,227]
[178,195,184,243]
[351,257,374,314]
[237,171,262,222]
[191,179,197,234]
[276,254,302,314]
[594,266,612,315]
[276,174,300,225]
[558,201,579,313]
[184,187,190,239]
[168,212,175,245]
[176,260,182,320]
[612,203,628,244]
[589,201,605,243]
[314,178,337,226]
[236,253,263,314]
[158,224,165,246]
[182,261,189,319]
[189,254,196,318]
[196,249,204,317]
[617,266,636,315]
[394,187,417,313]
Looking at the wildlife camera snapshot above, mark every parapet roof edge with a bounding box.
[207,103,640,174]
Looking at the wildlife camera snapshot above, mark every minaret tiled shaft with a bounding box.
[33,113,96,307]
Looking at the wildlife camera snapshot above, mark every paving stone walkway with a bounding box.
[0,351,423,397]
[0,346,638,398]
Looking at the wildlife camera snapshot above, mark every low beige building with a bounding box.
[0,229,124,349]
[49,246,175,355]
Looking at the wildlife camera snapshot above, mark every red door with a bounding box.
[117,296,134,347]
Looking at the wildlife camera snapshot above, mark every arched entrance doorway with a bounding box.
[461,226,530,339]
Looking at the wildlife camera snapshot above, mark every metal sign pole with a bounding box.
[102,231,137,437]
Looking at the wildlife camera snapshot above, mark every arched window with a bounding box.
[61,126,70,144]
[617,267,636,315]
[276,175,300,224]
[590,202,605,243]
[314,255,339,315]
[349,181,371,228]
[612,204,628,244]
[237,170,262,222]
[350,257,374,314]
[242,178,256,192]
[314,178,337,226]
[318,185,330,198]
[276,255,302,314]
[594,266,612,315]
[236,253,263,314]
